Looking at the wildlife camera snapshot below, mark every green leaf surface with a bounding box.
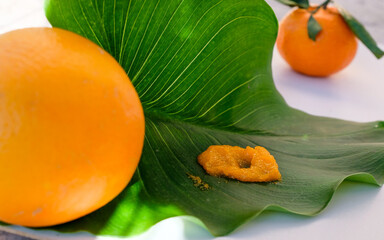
[336,5,384,59]
[307,14,322,41]
[49,175,184,236]
[3,0,383,237]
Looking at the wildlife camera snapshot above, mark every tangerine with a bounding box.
[276,6,358,77]
[0,28,145,227]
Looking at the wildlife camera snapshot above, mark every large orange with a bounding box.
[0,28,145,227]
[277,6,358,77]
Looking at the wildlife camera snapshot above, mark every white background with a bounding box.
[0,0,384,239]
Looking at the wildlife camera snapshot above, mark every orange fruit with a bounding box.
[0,28,145,227]
[276,6,358,77]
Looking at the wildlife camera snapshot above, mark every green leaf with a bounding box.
[307,14,322,41]
[3,0,384,237]
[336,5,384,59]
[275,0,309,8]
[47,177,184,236]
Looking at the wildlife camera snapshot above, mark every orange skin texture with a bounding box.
[0,28,145,227]
[198,145,281,182]
[277,6,358,77]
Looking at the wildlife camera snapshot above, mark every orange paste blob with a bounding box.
[198,145,281,182]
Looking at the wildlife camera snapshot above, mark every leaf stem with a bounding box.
[310,0,332,14]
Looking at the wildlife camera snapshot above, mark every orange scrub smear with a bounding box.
[198,145,281,182]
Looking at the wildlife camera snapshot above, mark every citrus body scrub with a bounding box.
[198,145,281,182]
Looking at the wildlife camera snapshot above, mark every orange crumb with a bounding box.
[187,173,210,191]
[198,145,281,182]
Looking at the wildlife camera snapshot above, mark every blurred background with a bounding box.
[266,0,384,42]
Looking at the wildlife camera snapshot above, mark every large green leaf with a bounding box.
[4,0,383,237]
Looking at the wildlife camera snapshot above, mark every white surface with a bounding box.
[273,44,384,122]
[1,1,384,240]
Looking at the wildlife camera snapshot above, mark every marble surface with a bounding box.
[1,0,383,239]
